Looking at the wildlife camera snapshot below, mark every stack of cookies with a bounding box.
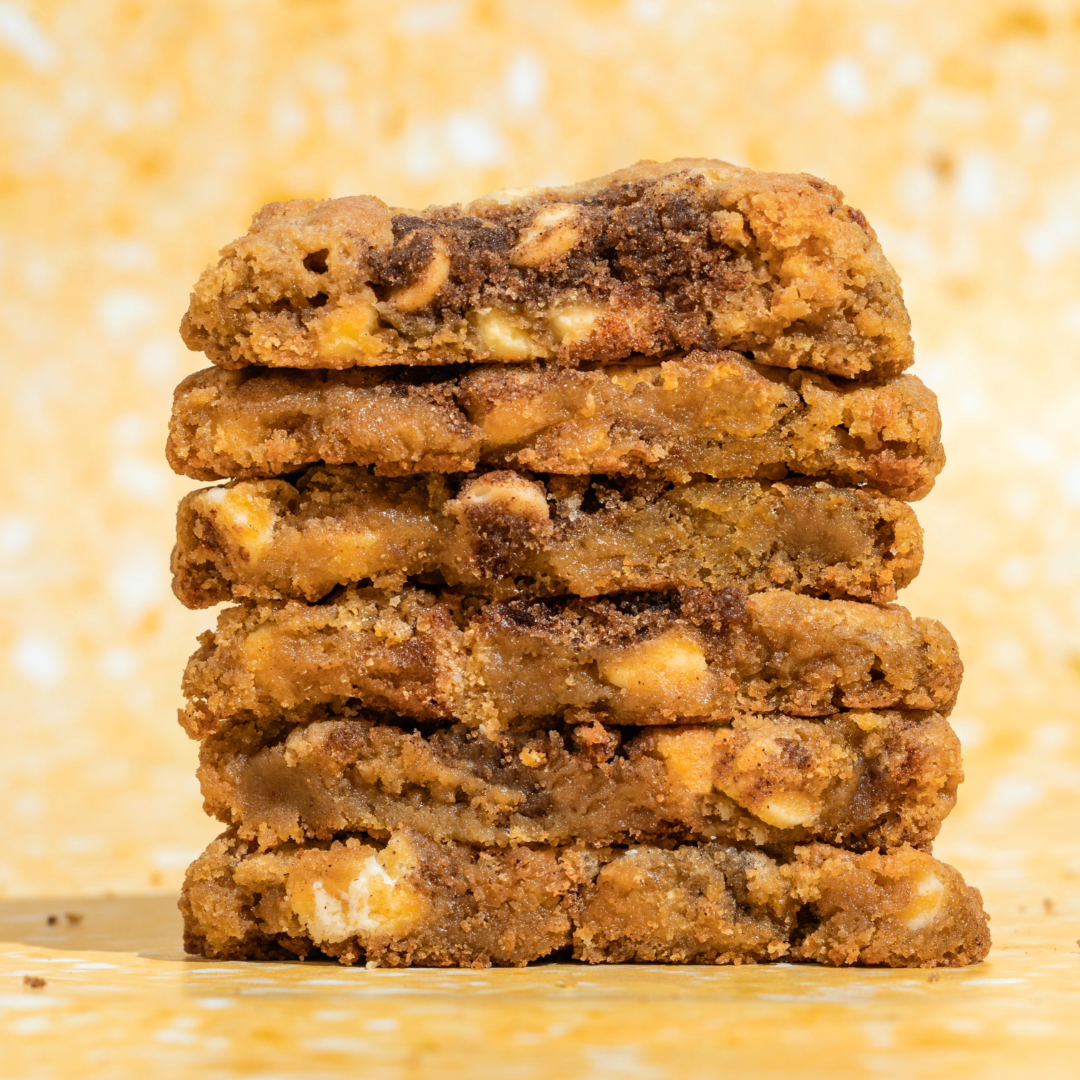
[168,159,989,968]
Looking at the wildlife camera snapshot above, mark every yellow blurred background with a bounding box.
[1,0,1078,918]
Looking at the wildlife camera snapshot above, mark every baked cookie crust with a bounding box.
[172,468,923,608]
[179,587,962,737]
[199,711,962,852]
[180,159,911,379]
[180,828,989,968]
[166,352,943,500]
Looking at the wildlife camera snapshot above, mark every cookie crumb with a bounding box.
[64,912,84,925]
[23,976,46,989]
[45,914,58,926]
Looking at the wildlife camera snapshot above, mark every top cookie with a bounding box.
[181,159,912,378]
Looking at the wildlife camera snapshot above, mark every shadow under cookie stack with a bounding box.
[167,159,989,969]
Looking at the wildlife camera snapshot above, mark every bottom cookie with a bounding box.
[181,829,989,969]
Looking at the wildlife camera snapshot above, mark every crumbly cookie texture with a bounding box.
[179,587,962,738]
[180,159,911,379]
[166,352,943,500]
[180,828,989,968]
[172,467,923,608]
[199,711,961,852]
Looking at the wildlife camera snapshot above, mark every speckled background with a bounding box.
[1,0,1078,905]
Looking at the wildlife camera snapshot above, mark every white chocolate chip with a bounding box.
[318,294,385,359]
[510,203,586,268]
[755,792,820,829]
[389,234,451,313]
[458,472,550,521]
[712,723,832,830]
[547,304,601,345]
[292,837,424,945]
[599,631,710,704]
[192,483,282,562]
[473,307,545,360]
[903,871,945,931]
[648,728,716,795]
[307,856,393,942]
